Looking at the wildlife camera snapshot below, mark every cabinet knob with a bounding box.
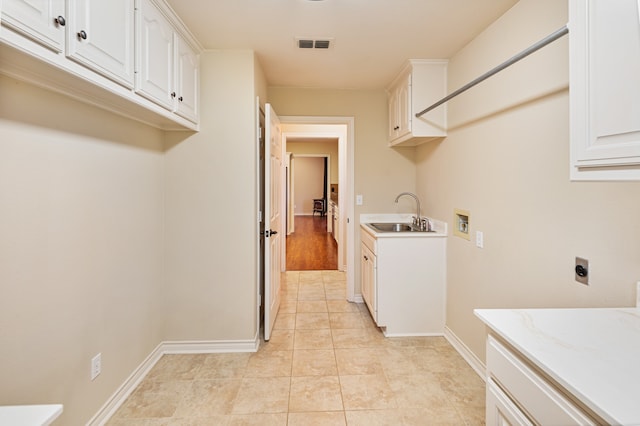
[54,16,66,26]
[178,96,183,102]
[171,92,176,98]
[77,30,87,40]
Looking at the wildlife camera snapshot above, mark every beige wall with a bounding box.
[268,88,417,291]
[287,140,339,184]
[416,0,640,362]
[292,156,325,215]
[0,76,164,423]
[163,50,264,341]
[0,49,266,423]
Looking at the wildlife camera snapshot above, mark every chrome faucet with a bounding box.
[394,192,421,228]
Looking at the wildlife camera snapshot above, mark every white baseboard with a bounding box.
[352,294,364,304]
[87,337,260,425]
[162,338,260,354]
[444,326,486,381]
[86,343,164,426]
[383,331,445,338]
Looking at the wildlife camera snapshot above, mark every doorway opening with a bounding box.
[280,116,355,302]
[285,149,336,270]
[256,109,356,340]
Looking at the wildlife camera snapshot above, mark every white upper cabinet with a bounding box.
[388,71,411,142]
[67,0,134,88]
[1,0,200,129]
[387,59,447,147]
[136,0,173,109]
[136,0,199,123]
[2,0,66,52]
[175,34,199,122]
[570,0,640,180]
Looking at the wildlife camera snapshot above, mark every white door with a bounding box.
[67,0,134,87]
[264,104,283,341]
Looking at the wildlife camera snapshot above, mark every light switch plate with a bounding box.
[356,194,363,205]
[91,353,101,381]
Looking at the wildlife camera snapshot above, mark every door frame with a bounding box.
[280,116,355,302]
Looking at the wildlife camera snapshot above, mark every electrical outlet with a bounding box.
[575,257,589,285]
[476,231,484,248]
[91,353,101,381]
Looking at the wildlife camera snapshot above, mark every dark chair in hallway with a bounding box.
[313,198,325,216]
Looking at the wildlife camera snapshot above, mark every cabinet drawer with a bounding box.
[487,335,596,426]
[360,227,376,254]
[487,378,534,426]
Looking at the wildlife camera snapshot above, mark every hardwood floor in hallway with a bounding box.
[286,216,337,271]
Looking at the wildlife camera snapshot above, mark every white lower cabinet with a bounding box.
[485,335,597,426]
[487,379,533,426]
[360,236,376,322]
[359,225,446,336]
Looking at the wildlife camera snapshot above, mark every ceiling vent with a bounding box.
[295,37,334,49]
[314,40,330,49]
[298,39,314,49]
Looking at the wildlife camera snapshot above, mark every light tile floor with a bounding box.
[108,271,486,425]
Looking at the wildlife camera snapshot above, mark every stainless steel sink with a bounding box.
[368,222,431,233]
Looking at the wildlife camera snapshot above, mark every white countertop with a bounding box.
[475,308,640,425]
[360,214,447,238]
[0,405,63,426]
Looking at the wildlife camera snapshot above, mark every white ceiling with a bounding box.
[165,0,519,90]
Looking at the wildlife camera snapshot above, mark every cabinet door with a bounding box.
[387,72,412,143]
[2,0,65,52]
[388,87,399,140]
[174,33,199,122]
[136,0,174,109]
[360,243,376,321]
[570,0,640,179]
[67,0,134,87]
[396,73,412,138]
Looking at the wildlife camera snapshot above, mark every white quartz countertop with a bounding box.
[475,308,640,425]
[0,404,63,425]
[360,214,447,238]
